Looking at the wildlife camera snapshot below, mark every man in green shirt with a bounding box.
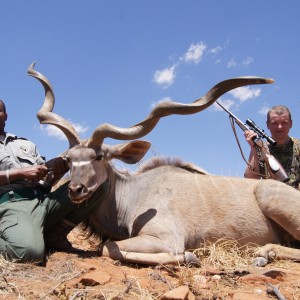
[0,99,107,263]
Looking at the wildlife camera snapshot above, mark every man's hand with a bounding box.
[244,130,258,147]
[22,165,49,181]
[44,157,69,187]
[45,157,69,177]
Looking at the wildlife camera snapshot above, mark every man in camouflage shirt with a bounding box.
[244,105,300,189]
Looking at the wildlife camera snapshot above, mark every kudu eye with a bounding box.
[95,155,103,161]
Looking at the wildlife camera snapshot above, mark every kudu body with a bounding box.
[29,63,300,266]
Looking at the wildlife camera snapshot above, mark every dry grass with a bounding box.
[0,255,19,297]
[0,253,165,299]
[161,239,258,298]
[193,238,257,271]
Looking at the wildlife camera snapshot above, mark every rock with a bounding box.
[262,270,286,280]
[211,274,221,281]
[160,285,195,300]
[79,271,111,286]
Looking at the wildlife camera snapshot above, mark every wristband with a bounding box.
[6,169,10,184]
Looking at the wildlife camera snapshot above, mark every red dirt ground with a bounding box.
[1,226,300,300]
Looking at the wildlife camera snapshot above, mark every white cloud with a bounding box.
[227,56,254,68]
[153,65,176,88]
[183,42,207,64]
[209,46,222,54]
[150,97,173,109]
[229,86,261,102]
[258,105,270,116]
[213,98,235,111]
[227,58,237,68]
[243,56,254,66]
[40,121,89,140]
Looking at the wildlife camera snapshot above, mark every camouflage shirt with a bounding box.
[265,137,300,189]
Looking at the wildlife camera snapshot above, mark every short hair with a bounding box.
[0,99,6,114]
[267,105,292,123]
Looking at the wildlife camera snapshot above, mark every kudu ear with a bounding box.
[108,140,151,164]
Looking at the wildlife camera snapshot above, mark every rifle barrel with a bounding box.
[216,101,248,131]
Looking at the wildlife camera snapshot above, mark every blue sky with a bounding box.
[1,1,300,176]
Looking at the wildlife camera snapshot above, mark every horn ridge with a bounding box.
[28,62,81,147]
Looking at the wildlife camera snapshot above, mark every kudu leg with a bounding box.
[98,236,199,266]
[255,180,300,240]
[254,244,300,267]
[254,180,300,266]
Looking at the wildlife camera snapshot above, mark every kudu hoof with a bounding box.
[184,251,201,267]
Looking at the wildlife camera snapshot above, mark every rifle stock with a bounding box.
[264,153,289,182]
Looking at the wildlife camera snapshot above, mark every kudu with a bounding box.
[29,62,300,266]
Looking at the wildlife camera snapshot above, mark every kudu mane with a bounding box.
[136,156,208,175]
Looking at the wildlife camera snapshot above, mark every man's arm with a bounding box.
[244,148,263,179]
[244,130,263,179]
[0,165,49,186]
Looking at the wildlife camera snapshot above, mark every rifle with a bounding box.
[216,101,289,182]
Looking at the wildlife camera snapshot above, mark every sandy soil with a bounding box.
[0,227,300,300]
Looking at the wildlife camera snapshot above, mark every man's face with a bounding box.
[267,112,292,141]
[0,103,7,132]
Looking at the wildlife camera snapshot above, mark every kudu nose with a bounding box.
[68,183,86,198]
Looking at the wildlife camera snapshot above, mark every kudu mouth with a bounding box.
[68,183,93,204]
[68,194,91,204]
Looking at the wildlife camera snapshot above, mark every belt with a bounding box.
[0,188,45,205]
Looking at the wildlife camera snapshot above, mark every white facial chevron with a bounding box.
[72,161,91,167]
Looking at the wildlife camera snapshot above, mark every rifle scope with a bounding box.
[246,119,277,146]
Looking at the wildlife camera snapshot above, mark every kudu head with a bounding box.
[28,62,274,204]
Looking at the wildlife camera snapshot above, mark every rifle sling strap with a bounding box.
[229,116,269,179]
